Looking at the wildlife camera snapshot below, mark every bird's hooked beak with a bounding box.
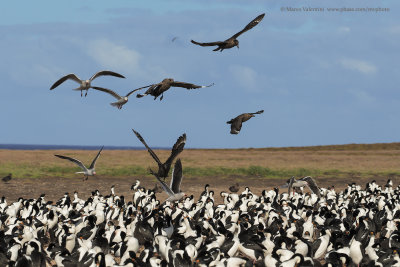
[236,44,239,49]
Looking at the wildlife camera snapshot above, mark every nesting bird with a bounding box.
[50,71,125,97]
[226,110,264,134]
[136,78,214,100]
[191,13,265,51]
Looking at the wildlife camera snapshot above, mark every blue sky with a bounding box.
[0,0,398,148]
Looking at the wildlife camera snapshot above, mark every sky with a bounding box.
[0,0,398,149]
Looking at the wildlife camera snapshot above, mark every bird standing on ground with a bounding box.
[2,173,12,183]
[226,110,264,134]
[91,85,150,109]
[136,78,214,100]
[229,183,240,193]
[50,71,125,97]
[132,129,186,180]
[191,13,265,52]
[54,146,104,180]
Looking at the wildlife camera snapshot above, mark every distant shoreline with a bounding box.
[1,142,400,151]
[0,144,148,150]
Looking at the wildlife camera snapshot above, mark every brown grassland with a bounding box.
[0,142,400,202]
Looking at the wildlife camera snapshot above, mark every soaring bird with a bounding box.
[284,176,321,197]
[191,13,265,52]
[91,85,150,109]
[226,110,264,134]
[132,129,186,180]
[151,159,186,202]
[136,78,214,100]
[54,146,104,180]
[50,71,125,97]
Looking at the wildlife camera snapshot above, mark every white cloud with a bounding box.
[349,89,375,104]
[337,26,350,33]
[86,39,140,73]
[339,58,377,74]
[229,65,259,91]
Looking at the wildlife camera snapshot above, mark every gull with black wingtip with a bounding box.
[54,146,103,181]
[50,70,125,97]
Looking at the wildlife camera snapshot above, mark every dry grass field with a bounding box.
[0,143,400,202]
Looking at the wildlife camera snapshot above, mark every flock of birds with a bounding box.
[2,11,397,267]
[1,179,400,266]
[49,13,267,134]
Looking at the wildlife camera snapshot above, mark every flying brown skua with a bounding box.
[136,78,214,100]
[191,13,265,52]
[50,71,125,97]
[227,110,264,134]
[132,129,186,180]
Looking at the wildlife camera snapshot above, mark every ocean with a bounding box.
[0,144,168,150]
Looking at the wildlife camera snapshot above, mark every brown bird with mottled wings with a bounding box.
[136,78,214,100]
[132,129,186,180]
[227,110,264,134]
[191,13,265,52]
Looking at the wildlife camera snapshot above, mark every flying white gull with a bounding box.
[151,159,186,202]
[91,85,150,109]
[50,71,125,97]
[282,176,321,197]
[54,146,104,180]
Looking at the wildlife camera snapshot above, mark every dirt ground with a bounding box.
[0,175,397,204]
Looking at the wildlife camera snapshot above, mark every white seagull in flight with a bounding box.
[50,71,125,97]
[151,159,186,202]
[54,146,104,180]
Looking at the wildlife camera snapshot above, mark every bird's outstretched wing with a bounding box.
[150,169,174,196]
[125,85,152,97]
[89,70,125,81]
[171,81,214,90]
[91,87,122,100]
[250,110,264,115]
[54,155,88,172]
[50,74,82,90]
[132,129,162,167]
[229,118,243,134]
[231,13,265,39]
[164,133,186,169]
[191,40,224,47]
[301,176,320,197]
[170,159,183,194]
[136,84,157,98]
[288,176,295,195]
[89,146,104,169]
